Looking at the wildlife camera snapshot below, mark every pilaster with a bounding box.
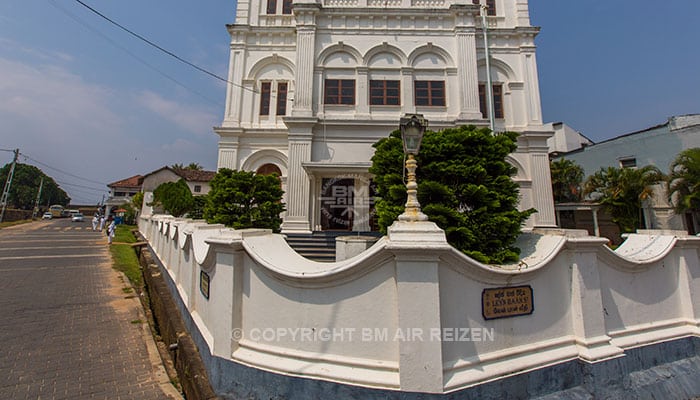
[281,117,316,233]
[520,131,556,228]
[387,220,450,393]
[567,237,624,362]
[455,28,482,120]
[292,5,320,118]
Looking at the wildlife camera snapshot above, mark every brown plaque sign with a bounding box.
[200,270,210,300]
[482,285,533,320]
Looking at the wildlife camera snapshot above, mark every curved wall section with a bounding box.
[138,216,700,396]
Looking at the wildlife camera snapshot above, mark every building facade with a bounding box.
[105,174,143,215]
[140,166,217,217]
[554,114,700,234]
[215,0,556,233]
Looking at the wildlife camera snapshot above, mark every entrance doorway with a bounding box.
[320,178,354,231]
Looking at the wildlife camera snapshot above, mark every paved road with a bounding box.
[0,219,181,399]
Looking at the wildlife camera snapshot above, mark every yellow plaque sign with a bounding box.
[482,285,533,320]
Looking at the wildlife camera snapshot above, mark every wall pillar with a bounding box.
[567,237,624,362]
[387,220,451,393]
[281,123,315,233]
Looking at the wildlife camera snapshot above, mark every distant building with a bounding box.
[214,0,557,234]
[553,114,700,235]
[105,174,144,215]
[546,122,593,156]
[140,167,217,216]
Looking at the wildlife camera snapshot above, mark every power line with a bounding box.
[54,179,108,193]
[19,152,107,187]
[48,0,223,106]
[71,0,255,93]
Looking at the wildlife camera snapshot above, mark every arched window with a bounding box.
[257,163,282,177]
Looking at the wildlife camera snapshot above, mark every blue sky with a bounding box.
[1,0,698,204]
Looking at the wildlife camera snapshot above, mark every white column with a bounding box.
[455,28,482,120]
[294,28,315,116]
[531,152,557,227]
[592,208,600,237]
[352,177,371,232]
[401,67,415,114]
[523,52,543,127]
[216,134,240,170]
[225,46,246,124]
[281,131,313,233]
[356,67,369,118]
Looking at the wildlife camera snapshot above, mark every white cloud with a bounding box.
[0,56,121,145]
[0,37,74,63]
[135,90,218,135]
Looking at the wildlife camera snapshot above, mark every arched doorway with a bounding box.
[256,163,282,176]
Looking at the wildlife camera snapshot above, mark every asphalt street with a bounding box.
[0,218,180,399]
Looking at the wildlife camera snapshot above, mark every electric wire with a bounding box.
[54,179,108,193]
[19,152,107,187]
[71,0,255,93]
[48,0,223,106]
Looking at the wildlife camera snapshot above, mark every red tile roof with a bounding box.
[107,175,143,189]
[173,169,216,182]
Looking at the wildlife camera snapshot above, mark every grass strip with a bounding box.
[109,224,142,287]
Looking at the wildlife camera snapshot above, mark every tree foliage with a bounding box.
[370,125,535,264]
[172,162,203,171]
[131,191,144,210]
[583,165,664,233]
[189,195,208,220]
[0,163,70,209]
[550,158,584,203]
[203,169,285,232]
[668,147,700,215]
[152,179,194,217]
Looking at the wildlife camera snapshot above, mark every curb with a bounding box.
[137,241,220,400]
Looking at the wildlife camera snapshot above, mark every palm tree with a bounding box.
[668,148,700,215]
[584,165,665,233]
[550,158,584,203]
[171,162,203,171]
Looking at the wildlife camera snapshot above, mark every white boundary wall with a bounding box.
[139,215,700,394]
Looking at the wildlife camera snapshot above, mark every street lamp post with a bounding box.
[398,114,429,222]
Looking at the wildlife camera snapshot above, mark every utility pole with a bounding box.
[481,4,496,133]
[33,177,44,219]
[0,148,20,223]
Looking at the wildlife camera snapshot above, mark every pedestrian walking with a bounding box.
[92,214,99,231]
[107,216,116,245]
[99,214,106,231]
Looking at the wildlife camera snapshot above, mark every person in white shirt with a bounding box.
[107,217,116,245]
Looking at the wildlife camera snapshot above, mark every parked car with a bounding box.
[42,212,53,220]
[71,213,84,222]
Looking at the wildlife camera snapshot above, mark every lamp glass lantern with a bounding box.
[400,114,427,155]
[397,114,429,222]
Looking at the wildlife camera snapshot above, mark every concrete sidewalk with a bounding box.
[0,221,182,399]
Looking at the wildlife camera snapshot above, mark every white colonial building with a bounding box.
[215,0,556,234]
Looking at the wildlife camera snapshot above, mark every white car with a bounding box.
[71,213,84,222]
[42,212,53,220]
